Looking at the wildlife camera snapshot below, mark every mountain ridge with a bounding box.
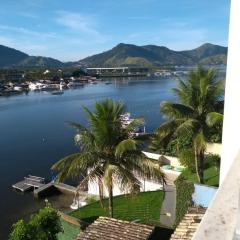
[79,43,227,67]
[0,43,227,68]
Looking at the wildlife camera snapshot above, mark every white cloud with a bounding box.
[0,24,56,39]
[0,35,47,53]
[55,11,110,44]
[124,19,225,50]
[56,11,99,35]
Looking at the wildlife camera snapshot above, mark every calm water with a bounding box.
[0,78,178,239]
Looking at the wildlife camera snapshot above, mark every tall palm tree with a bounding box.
[52,99,165,217]
[151,67,224,183]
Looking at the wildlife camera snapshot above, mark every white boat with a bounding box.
[67,80,84,87]
[28,83,37,90]
[120,112,134,127]
[13,86,23,91]
[120,112,146,135]
[60,81,66,90]
[29,82,47,90]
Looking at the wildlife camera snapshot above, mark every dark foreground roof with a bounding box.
[76,217,154,240]
[170,207,206,240]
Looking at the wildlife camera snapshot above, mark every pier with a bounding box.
[34,182,77,198]
[12,175,91,199]
[12,175,45,192]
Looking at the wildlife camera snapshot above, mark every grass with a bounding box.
[182,166,219,187]
[58,219,80,240]
[70,190,164,225]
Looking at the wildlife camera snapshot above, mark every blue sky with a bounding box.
[0,0,230,61]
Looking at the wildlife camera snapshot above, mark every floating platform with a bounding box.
[12,175,45,192]
[34,182,77,198]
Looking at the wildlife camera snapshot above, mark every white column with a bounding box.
[220,0,240,184]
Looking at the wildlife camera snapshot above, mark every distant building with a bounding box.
[86,67,149,76]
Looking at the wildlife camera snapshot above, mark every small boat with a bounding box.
[13,86,23,91]
[29,82,47,90]
[51,91,64,95]
[120,112,146,135]
[120,112,134,127]
[67,80,84,87]
[105,81,112,85]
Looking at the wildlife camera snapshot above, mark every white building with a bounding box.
[88,152,182,197]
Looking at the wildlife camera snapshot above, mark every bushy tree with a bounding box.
[52,99,165,217]
[151,67,224,183]
[9,204,63,240]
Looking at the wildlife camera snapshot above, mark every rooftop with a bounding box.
[76,217,154,240]
[170,207,206,240]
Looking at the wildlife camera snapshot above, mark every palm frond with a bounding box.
[125,118,145,132]
[175,119,200,137]
[206,112,223,127]
[161,101,194,119]
[115,139,140,158]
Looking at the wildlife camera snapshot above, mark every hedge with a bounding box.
[174,174,194,228]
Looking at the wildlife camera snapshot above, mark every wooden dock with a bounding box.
[12,175,45,192]
[13,175,92,199]
[34,182,77,198]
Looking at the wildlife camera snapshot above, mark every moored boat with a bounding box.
[51,91,64,95]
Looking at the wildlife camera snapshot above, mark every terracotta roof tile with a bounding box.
[76,217,154,240]
[170,207,206,240]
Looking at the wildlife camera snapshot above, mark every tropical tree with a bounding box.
[52,99,165,217]
[9,204,62,240]
[151,67,224,183]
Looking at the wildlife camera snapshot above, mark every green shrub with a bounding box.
[178,149,195,172]
[174,175,194,228]
[204,154,220,170]
[9,204,63,240]
[85,196,98,205]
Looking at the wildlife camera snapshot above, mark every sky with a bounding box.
[0,0,230,61]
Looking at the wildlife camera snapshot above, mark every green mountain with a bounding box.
[17,56,64,68]
[0,45,63,68]
[0,43,227,68]
[79,43,227,67]
[0,45,29,67]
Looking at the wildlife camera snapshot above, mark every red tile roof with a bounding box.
[170,207,206,240]
[76,217,154,240]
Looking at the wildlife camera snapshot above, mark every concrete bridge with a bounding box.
[86,67,149,77]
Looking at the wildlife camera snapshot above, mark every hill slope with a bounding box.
[0,45,63,68]
[0,45,29,67]
[79,43,227,67]
[0,43,227,68]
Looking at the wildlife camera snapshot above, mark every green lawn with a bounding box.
[58,219,80,240]
[182,166,219,187]
[70,190,164,225]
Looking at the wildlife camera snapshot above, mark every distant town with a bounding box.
[0,66,194,97]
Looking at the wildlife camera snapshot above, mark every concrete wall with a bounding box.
[88,177,163,197]
[142,151,182,167]
[206,143,222,156]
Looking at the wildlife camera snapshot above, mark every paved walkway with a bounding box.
[160,184,177,228]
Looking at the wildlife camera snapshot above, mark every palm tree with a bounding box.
[52,99,165,217]
[151,67,224,183]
